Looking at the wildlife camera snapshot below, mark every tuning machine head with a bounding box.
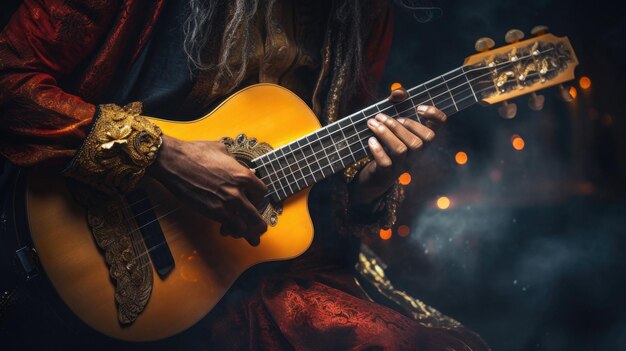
[531,25,549,36]
[528,92,545,111]
[498,101,518,119]
[505,29,525,44]
[474,37,495,52]
[558,84,574,102]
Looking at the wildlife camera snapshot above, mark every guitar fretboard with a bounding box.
[254,66,484,202]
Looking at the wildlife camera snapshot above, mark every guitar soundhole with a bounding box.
[221,134,282,227]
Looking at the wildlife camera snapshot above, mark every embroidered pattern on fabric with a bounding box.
[356,246,462,330]
[68,182,153,325]
[63,102,162,194]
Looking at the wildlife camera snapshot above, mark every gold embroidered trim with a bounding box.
[343,156,371,183]
[68,182,153,325]
[356,245,462,329]
[335,177,404,237]
[63,102,162,194]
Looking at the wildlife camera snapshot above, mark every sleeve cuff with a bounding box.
[62,102,162,194]
[335,157,406,236]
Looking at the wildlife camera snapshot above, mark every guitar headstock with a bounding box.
[463,27,578,117]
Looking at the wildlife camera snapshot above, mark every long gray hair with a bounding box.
[182,0,388,120]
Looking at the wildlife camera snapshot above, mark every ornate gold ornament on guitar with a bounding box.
[22,32,578,341]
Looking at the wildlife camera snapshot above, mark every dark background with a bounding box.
[365,1,626,350]
[2,1,625,350]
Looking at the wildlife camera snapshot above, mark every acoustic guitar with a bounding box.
[18,32,578,341]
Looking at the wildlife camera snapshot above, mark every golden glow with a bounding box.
[379,228,392,240]
[398,172,412,185]
[455,151,468,165]
[569,86,578,99]
[579,76,591,90]
[436,196,451,210]
[397,225,410,237]
[511,135,525,151]
[390,82,403,91]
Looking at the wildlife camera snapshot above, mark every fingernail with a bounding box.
[397,118,406,124]
[368,119,380,127]
[417,105,428,114]
[368,137,379,146]
[375,113,387,122]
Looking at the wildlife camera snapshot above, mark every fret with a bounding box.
[305,134,324,182]
[337,118,357,165]
[394,97,414,118]
[442,74,459,112]
[279,145,297,191]
[357,112,370,151]
[257,64,484,202]
[258,156,280,198]
[326,123,346,169]
[375,99,394,115]
[424,76,454,113]
[408,84,431,113]
[361,105,379,120]
[316,128,339,173]
[461,66,479,102]
[444,69,476,111]
[425,85,435,106]
[285,143,307,190]
[273,148,295,196]
[254,162,279,200]
[296,139,316,187]
[265,153,288,199]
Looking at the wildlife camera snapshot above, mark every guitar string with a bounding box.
[121,64,559,257]
[257,72,543,199]
[257,65,556,198]
[123,75,555,267]
[253,49,555,190]
[252,47,554,183]
[109,47,563,262]
[254,50,555,191]
[120,62,559,258]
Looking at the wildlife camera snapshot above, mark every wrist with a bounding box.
[147,134,178,181]
[348,180,388,215]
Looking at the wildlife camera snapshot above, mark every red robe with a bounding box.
[0,1,488,349]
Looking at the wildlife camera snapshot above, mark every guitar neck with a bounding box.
[254,65,482,202]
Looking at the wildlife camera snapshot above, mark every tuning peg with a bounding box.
[528,92,545,111]
[498,101,517,119]
[530,25,549,36]
[475,37,495,52]
[558,84,574,102]
[505,29,525,44]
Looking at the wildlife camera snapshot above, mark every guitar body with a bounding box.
[25,84,320,341]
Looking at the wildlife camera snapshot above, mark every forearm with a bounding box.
[0,0,117,167]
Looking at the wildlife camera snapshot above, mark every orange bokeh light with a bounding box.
[398,172,412,185]
[390,82,403,91]
[397,225,410,237]
[511,135,525,151]
[436,196,451,210]
[579,76,591,90]
[379,228,392,240]
[455,151,468,165]
[569,86,577,99]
